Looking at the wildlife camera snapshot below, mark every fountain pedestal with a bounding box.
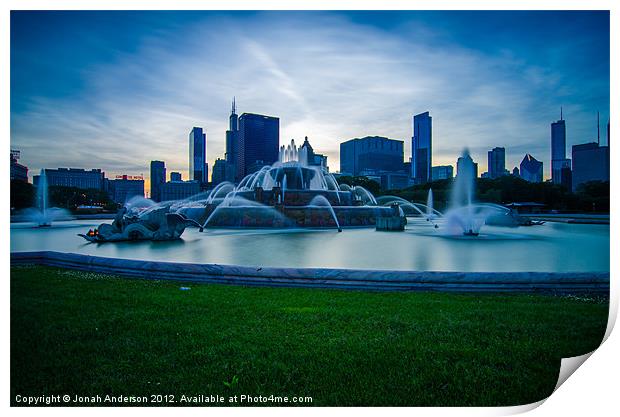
[376,204,406,231]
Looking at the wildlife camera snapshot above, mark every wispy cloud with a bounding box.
[11,11,609,180]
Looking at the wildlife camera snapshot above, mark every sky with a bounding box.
[11,10,610,183]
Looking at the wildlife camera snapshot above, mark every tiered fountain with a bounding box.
[77,139,403,241]
[187,139,404,230]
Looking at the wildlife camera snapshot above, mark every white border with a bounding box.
[2,1,617,416]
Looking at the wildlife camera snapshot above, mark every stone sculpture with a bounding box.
[79,206,202,242]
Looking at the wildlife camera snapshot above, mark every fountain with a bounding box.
[191,139,403,230]
[76,138,401,241]
[22,169,72,227]
[426,189,434,220]
[378,149,529,236]
[444,149,515,236]
[308,195,342,232]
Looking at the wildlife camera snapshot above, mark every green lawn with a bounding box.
[11,265,608,406]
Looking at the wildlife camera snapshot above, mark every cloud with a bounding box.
[11,12,609,181]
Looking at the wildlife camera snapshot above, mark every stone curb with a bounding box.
[11,251,609,295]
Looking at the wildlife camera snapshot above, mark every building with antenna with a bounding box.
[550,107,571,188]
[237,112,280,179]
[225,97,239,182]
[571,112,610,191]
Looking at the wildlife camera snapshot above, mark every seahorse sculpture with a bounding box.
[79,206,202,242]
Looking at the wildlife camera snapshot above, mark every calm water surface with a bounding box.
[10,218,609,272]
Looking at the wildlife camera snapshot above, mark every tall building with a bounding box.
[225,98,239,182]
[411,111,432,184]
[519,154,543,183]
[340,136,404,176]
[34,168,105,190]
[189,127,208,185]
[211,158,227,185]
[108,175,144,204]
[150,160,166,202]
[571,142,610,191]
[10,150,28,182]
[487,147,506,179]
[551,110,571,185]
[170,172,182,182]
[431,165,454,180]
[237,113,279,180]
[456,151,478,179]
[403,160,411,176]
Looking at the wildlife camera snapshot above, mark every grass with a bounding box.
[11,265,608,406]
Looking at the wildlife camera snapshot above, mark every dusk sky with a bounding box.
[11,10,610,182]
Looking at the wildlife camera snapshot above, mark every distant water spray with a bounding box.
[442,148,508,236]
[22,169,72,227]
[426,188,434,220]
[38,169,48,220]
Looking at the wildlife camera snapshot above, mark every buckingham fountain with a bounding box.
[76,146,534,242]
[78,139,405,242]
[10,146,609,275]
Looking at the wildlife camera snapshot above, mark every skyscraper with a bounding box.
[237,113,279,180]
[519,154,543,183]
[211,158,227,185]
[571,143,609,191]
[150,160,166,202]
[456,150,478,179]
[487,147,506,179]
[340,136,404,176]
[431,165,453,180]
[189,127,207,185]
[551,109,570,186]
[225,98,239,182]
[411,111,432,184]
[571,115,610,191]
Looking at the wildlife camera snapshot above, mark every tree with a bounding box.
[575,181,610,212]
[10,180,34,210]
[47,186,115,211]
[336,176,382,196]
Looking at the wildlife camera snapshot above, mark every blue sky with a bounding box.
[11,10,610,181]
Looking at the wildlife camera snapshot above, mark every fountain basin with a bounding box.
[10,251,609,295]
[10,220,610,273]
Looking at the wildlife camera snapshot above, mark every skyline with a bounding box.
[11,10,610,181]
